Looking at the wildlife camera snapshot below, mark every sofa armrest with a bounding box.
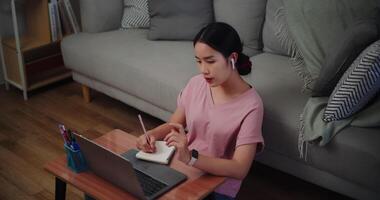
[80,0,123,33]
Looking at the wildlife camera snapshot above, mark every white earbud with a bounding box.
[231,58,236,70]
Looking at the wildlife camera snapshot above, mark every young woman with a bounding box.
[136,22,264,200]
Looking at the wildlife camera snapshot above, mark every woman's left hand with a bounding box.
[164,123,191,164]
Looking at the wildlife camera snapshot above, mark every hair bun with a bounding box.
[237,53,252,75]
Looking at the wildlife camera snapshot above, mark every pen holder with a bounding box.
[64,144,88,173]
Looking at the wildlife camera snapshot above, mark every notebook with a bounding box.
[136,141,176,164]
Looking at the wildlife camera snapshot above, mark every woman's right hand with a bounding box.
[136,133,156,153]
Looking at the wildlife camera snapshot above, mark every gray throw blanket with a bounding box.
[299,96,380,160]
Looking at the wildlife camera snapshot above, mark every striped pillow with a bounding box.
[121,0,150,29]
[323,40,380,122]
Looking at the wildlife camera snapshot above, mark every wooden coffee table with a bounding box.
[44,129,225,200]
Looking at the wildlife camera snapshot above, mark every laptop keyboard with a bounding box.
[134,169,168,197]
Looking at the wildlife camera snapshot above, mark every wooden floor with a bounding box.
[0,80,353,200]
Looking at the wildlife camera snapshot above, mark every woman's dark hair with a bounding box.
[193,22,252,75]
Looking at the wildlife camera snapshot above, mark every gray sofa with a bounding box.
[61,0,380,199]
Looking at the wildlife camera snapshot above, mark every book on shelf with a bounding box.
[69,0,82,29]
[63,0,80,34]
[48,2,57,42]
[57,0,73,35]
[53,0,63,40]
[48,0,63,42]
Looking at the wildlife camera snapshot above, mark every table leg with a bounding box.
[55,177,67,200]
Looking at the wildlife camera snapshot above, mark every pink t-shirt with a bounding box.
[177,74,264,198]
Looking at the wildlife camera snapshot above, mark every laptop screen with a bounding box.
[74,134,146,199]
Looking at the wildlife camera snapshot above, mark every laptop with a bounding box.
[74,133,187,200]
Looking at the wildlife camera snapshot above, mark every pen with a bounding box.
[138,114,150,145]
[58,124,69,145]
[67,129,75,149]
[70,131,80,151]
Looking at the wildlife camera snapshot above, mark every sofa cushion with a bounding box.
[80,0,123,33]
[284,0,380,90]
[243,53,309,159]
[61,29,199,112]
[214,0,267,57]
[147,0,214,40]
[324,40,380,122]
[309,126,380,192]
[312,21,379,97]
[121,0,150,29]
[262,0,288,56]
